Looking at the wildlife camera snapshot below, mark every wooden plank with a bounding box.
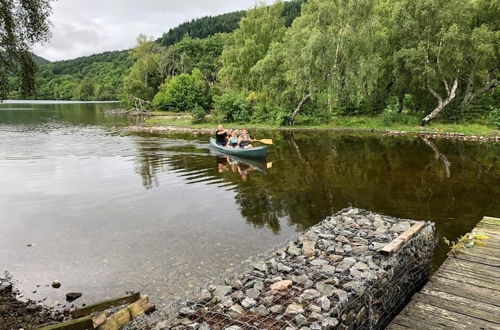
[454,252,500,267]
[395,303,472,329]
[481,216,500,225]
[443,258,499,278]
[128,296,155,318]
[398,222,426,242]
[439,266,500,287]
[93,313,107,328]
[419,288,500,322]
[38,316,93,330]
[380,238,404,256]
[97,306,131,330]
[426,276,500,306]
[97,297,153,330]
[412,292,500,324]
[71,292,140,319]
[407,301,500,329]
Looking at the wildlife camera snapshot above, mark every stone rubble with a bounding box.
[128,207,435,330]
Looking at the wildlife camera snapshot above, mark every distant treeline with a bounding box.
[9,0,499,127]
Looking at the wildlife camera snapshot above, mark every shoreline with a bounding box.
[121,124,500,142]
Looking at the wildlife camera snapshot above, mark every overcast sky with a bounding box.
[33,0,270,62]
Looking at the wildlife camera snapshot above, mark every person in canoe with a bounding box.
[238,129,255,149]
[212,125,228,146]
[226,131,239,148]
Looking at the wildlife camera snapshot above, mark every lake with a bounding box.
[1,101,499,310]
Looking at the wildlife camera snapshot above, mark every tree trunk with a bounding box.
[289,94,311,126]
[421,77,458,126]
[397,94,404,113]
[459,64,498,108]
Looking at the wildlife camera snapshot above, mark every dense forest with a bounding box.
[9,0,499,126]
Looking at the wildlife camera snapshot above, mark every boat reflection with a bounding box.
[216,155,270,181]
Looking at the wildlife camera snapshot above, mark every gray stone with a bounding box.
[200,289,212,302]
[231,290,244,300]
[198,323,211,330]
[288,244,301,256]
[310,311,322,320]
[285,303,304,315]
[212,286,232,300]
[317,295,330,311]
[304,280,314,289]
[179,307,195,316]
[294,313,308,326]
[300,289,321,300]
[253,281,264,291]
[353,262,368,270]
[292,275,309,284]
[251,305,270,317]
[322,317,339,328]
[310,259,328,266]
[336,289,348,300]
[352,245,368,254]
[260,295,274,306]
[229,304,244,315]
[225,326,243,330]
[315,282,335,297]
[241,297,257,309]
[277,263,292,272]
[245,288,260,299]
[252,261,268,273]
[220,295,233,308]
[270,304,284,314]
[0,282,12,293]
[350,268,363,277]
[187,322,199,329]
[343,244,352,253]
[342,281,361,292]
[308,304,321,313]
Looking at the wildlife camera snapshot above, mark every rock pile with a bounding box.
[384,130,500,142]
[152,208,435,330]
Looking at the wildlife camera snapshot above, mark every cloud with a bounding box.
[32,0,273,61]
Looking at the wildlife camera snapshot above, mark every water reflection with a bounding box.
[130,132,500,268]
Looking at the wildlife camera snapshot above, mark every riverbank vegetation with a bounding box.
[6,0,499,129]
[126,0,500,128]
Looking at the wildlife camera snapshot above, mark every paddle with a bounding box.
[255,139,273,145]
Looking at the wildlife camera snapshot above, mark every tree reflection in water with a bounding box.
[132,132,500,267]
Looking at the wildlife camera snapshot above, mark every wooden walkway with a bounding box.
[388,216,500,330]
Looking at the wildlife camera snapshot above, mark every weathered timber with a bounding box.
[93,313,107,328]
[388,216,500,329]
[71,292,140,318]
[381,221,426,256]
[97,296,153,330]
[38,316,93,330]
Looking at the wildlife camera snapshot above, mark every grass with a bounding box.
[144,114,498,136]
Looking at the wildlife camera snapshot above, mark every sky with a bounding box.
[33,0,270,62]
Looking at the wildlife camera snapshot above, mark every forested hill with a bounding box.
[34,50,133,100]
[14,0,304,101]
[157,0,304,46]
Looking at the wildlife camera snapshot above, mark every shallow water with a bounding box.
[1,102,499,309]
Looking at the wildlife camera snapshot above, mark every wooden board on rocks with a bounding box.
[387,216,500,329]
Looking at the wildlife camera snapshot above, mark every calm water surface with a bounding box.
[1,101,499,309]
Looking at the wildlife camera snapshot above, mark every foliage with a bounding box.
[123,35,165,102]
[160,34,227,85]
[213,90,253,123]
[157,0,304,46]
[0,0,53,99]
[486,107,500,128]
[190,104,207,124]
[29,50,132,100]
[443,233,489,256]
[152,68,209,111]
[219,1,287,89]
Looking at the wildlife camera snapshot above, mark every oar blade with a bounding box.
[259,139,273,145]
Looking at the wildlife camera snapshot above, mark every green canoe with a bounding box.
[209,138,267,159]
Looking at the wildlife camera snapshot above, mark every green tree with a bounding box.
[123,35,165,102]
[0,0,53,99]
[152,68,209,111]
[76,78,95,100]
[219,1,286,89]
[390,0,499,125]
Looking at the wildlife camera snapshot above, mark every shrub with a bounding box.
[486,107,500,128]
[152,68,209,111]
[213,90,253,123]
[191,104,206,124]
